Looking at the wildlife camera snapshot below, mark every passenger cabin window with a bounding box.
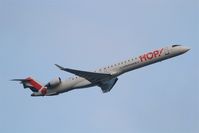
[172,45,180,47]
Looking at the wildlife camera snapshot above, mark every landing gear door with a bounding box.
[164,47,170,55]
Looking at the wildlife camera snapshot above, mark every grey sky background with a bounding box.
[0,0,198,133]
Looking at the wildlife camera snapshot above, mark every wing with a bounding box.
[98,78,118,93]
[55,64,112,84]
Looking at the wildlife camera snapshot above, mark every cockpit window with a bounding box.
[172,45,181,47]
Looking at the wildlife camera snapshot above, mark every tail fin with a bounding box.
[11,77,47,96]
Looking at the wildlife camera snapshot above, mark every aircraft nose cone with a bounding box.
[181,46,190,53]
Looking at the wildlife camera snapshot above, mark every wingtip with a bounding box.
[55,64,65,70]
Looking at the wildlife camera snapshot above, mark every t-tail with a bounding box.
[11,77,47,96]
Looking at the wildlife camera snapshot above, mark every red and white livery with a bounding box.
[12,45,190,96]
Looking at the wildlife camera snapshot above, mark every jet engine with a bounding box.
[46,77,61,88]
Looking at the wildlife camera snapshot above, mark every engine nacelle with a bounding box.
[46,77,61,88]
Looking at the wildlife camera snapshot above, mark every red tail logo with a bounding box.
[25,77,47,95]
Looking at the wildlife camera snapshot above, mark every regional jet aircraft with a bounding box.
[12,45,190,96]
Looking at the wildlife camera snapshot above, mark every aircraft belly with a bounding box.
[72,80,94,89]
[54,78,94,93]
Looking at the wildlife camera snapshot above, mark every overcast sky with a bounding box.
[0,0,198,133]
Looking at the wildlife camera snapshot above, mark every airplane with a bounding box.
[12,45,190,96]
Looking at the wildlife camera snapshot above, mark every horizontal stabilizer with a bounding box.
[11,77,47,95]
[11,79,31,82]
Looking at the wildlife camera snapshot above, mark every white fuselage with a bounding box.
[47,45,189,95]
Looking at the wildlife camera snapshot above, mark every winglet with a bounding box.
[55,64,65,70]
